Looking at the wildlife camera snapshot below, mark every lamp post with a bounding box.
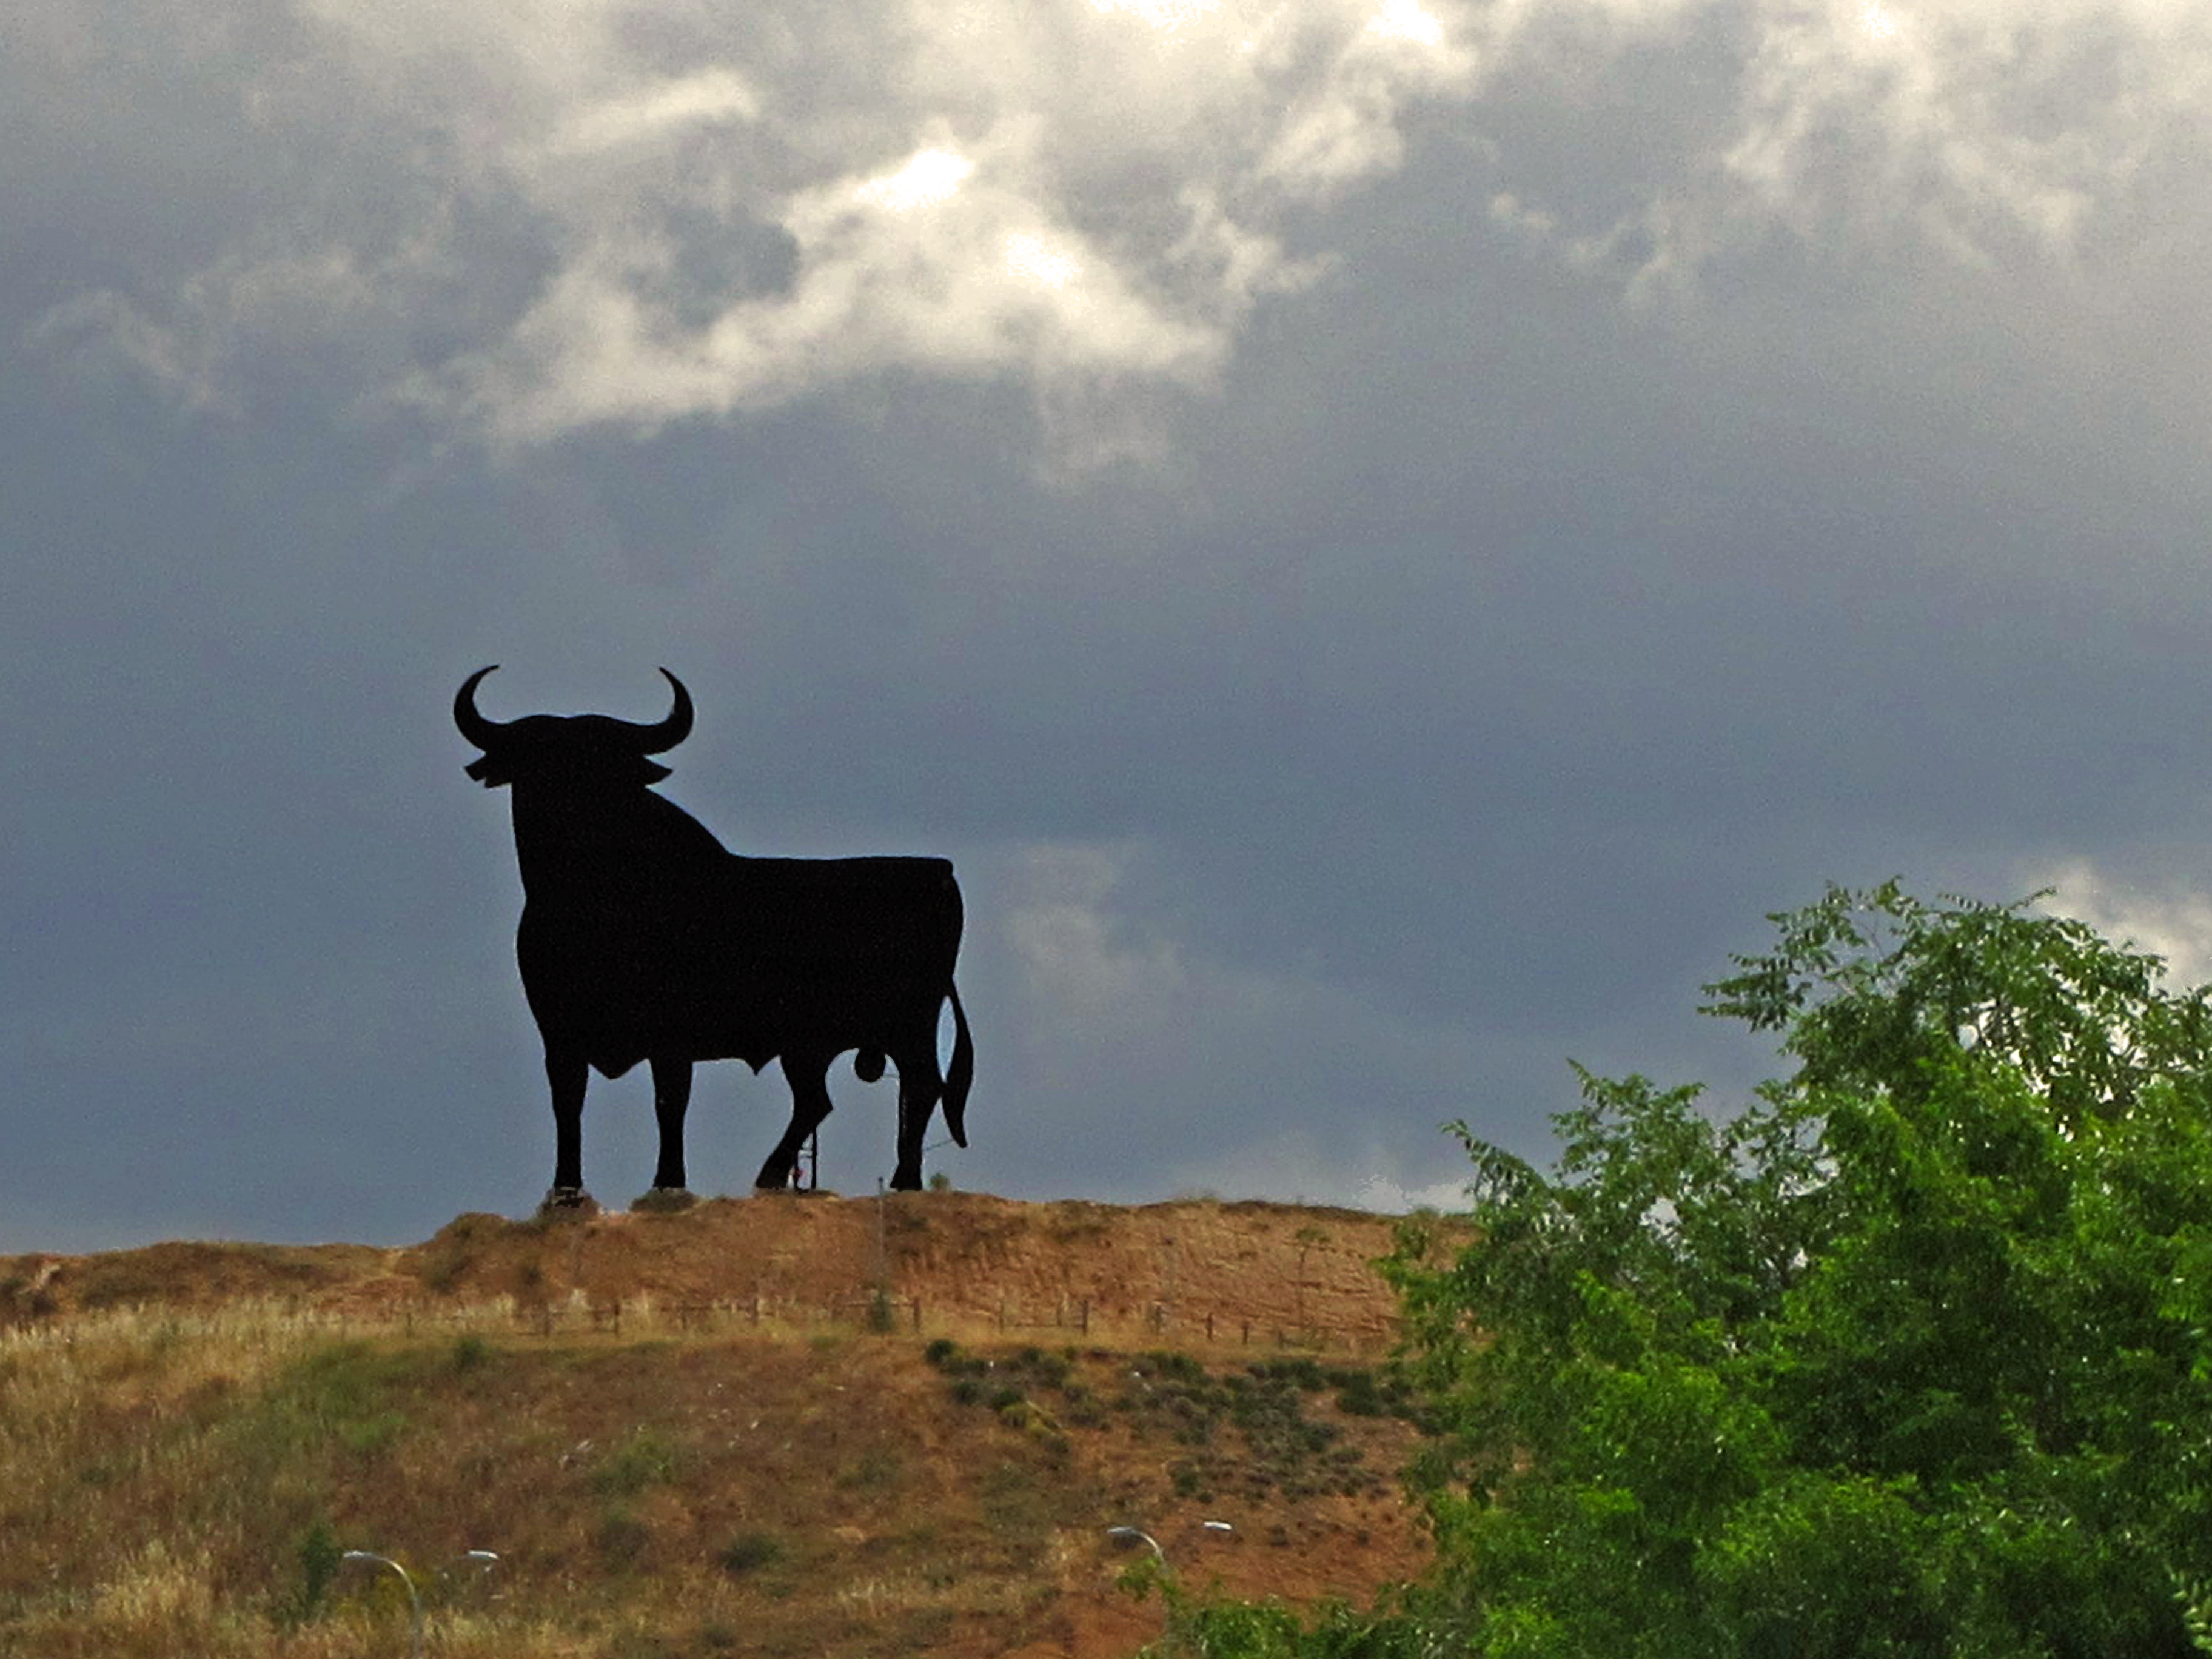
[1108,1519,1236,1565]
[340,1552,422,1659]
[1108,1521,1235,1652]
[1107,1524,1164,1564]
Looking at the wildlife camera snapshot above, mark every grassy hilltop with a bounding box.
[0,1195,1441,1658]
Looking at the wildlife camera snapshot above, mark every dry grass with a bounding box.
[0,1301,1114,1657]
[0,1200,1444,1655]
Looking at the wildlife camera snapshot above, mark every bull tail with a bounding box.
[942,981,973,1147]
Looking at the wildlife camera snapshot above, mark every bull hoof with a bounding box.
[536,1187,600,1220]
[631,1186,700,1214]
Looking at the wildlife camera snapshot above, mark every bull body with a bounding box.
[456,666,973,1201]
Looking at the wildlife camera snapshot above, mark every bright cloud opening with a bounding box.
[1091,0,1221,32]
[1858,1,1901,41]
[1367,0,1444,48]
[856,147,976,213]
[1004,233,1081,287]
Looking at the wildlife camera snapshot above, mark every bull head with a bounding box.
[454,665,694,788]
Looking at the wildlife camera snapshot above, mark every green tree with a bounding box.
[1382,883,2212,1658]
[1149,883,2212,1656]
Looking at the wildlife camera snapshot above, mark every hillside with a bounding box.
[0,1194,1452,1658]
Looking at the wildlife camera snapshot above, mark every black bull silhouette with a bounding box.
[455,667,973,1201]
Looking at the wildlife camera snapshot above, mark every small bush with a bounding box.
[280,1520,344,1628]
[592,1426,681,1497]
[597,1507,652,1569]
[717,1532,785,1576]
[1139,1350,1208,1385]
[839,1450,902,1490]
[447,1333,495,1374]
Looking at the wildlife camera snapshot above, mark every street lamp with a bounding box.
[1107,1520,1235,1567]
[1107,1525,1164,1564]
[338,1549,499,1656]
[340,1552,422,1659]
[1108,1523,1235,1653]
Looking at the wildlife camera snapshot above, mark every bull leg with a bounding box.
[756,1053,834,1191]
[545,1047,591,1207]
[890,1047,943,1192]
[648,1054,693,1194]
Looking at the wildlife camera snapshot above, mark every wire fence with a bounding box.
[400,1290,1398,1352]
[4,1285,1402,1356]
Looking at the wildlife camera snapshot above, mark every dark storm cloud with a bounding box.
[4,0,2211,1246]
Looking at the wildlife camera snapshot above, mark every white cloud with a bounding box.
[23,0,1476,457]
[2026,858,2212,988]
[20,0,2212,451]
[1140,1129,1476,1213]
[547,68,760,156]
[28,292,225,412]
[427,123,1228,446]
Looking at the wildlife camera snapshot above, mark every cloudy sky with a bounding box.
[5,0,2211,1252]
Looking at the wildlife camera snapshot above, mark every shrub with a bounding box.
[716,1531,785,1576]
[591,1426,681,1498]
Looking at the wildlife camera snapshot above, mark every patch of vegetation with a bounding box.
[590,1426,682,1498]
[596,1504,653,1569]
[0,1296,1247,1658]
[838,1449,903,1491]
[716,1530,786,1575]
[277,1519,344,1628]
[979,1458,1059,1543]
[932,1336,1389,1507]
[447,1332,496,1375]
[215,1338,427,1476]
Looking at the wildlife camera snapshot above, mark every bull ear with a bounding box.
[454,665,509,752]
[634,668,693,754]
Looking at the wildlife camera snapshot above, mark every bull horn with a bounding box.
[453,665,508,750]
[634,668,693,753]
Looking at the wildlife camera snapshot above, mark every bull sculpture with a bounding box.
[454,666,973,1204]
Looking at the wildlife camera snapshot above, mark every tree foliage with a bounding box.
[1164,883,2212,1656]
